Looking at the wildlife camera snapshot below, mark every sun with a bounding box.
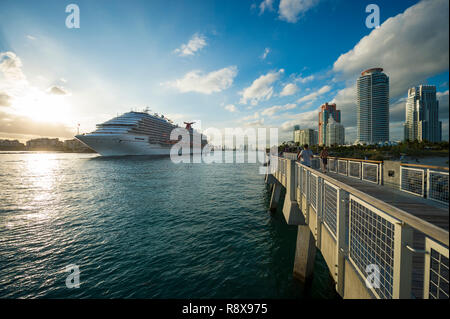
[11,86,72,124]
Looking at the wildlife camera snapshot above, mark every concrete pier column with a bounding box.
[293,225,317,283]
[282,159,305,225]
[269,182,282,212]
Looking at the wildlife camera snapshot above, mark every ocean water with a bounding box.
[0,151,337,299]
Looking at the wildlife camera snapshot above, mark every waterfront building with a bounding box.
[26,138,63,150]
[357,68,389,144]
[326,118,345,146]
[293,125,300,141]
[318,102,341,146]
[0,139,24,147]
[294,128,318,146]
[403,85,442,142]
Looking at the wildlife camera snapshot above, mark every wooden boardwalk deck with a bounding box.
[322,170,449,298]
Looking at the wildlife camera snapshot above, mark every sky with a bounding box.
[0,0,448,144]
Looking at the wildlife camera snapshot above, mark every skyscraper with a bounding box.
[404,85,442,142]
[318,102,341,146]
[357,68,389,144]
[326,118,345,146]
[293,125,300,141]
[294,128,318,146]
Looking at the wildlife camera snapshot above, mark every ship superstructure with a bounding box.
[76,110,206,156]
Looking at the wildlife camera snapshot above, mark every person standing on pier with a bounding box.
[298,144,313,167]
[320,146,329,173]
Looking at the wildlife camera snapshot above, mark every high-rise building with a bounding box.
[294,129,318,146]
[357,68,389,144]
[293,125,300,141]
[318,102,341,146]
[326,118,345,146]
[404,85,442,142]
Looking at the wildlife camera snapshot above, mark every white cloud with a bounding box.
[278,0,320,23]
[437,90,449,99]
[241,112,260,122]
[0,51,28,100]
[295,74,314,83]
[26,35,37,40]
[297,85,331,103]
[0,92,11,107]
[0,51,75,138]
[0,51,26,83]
[174,33,207,56]
[259,0,274,14]
[239,69,284,105]
[245,118,265,127]
[261,103,296,117]
[261,47,270,60]
[47,86,69,95]
[333,0,448,98]
[239,112,264,127]
[225,104,237,112]
[163,66,238,94]
[331,0,449,141]
[280,108,318,132]
[280,83,298,96]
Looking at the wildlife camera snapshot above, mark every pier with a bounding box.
[265,153,449,299]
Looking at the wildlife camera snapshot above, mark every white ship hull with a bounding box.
[76,133,202,156]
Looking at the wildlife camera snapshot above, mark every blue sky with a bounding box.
[0,0,448,143]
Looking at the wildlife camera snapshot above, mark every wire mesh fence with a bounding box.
[349,196,396,299]
[338,160,348,176]
[362,162,379,184]
[349,161,362,179]
[323,181,338,238]
[400,167,425,197]
[309,173,318,212]
[272,157,449,300]
[424,238,449,299]
[329,158,337,173]
[427,170,449,205]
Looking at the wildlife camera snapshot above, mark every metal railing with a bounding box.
[282,152,448,205]
[309,173,318,212]
[271,156,449,299]
[349,195,397,299]
[338,160,348,176]
[311,157,321,169]
[329,158,337,173]
[400,166,425,197]
[349,161,362,179]
[427,170,449,204]
[362,162,379,184]
[424,238,449,299]
[323,180,338,239]
[400,164,449,205]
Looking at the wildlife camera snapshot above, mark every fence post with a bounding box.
[316,177,323,249]
[392,224,414,298]
[379,162,383,185]
[282,159,306,225]
[297,164,302,209]
[335,188,348,297]
[305,171,310,224]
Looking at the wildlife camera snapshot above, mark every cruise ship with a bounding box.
[75,109,207,156]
